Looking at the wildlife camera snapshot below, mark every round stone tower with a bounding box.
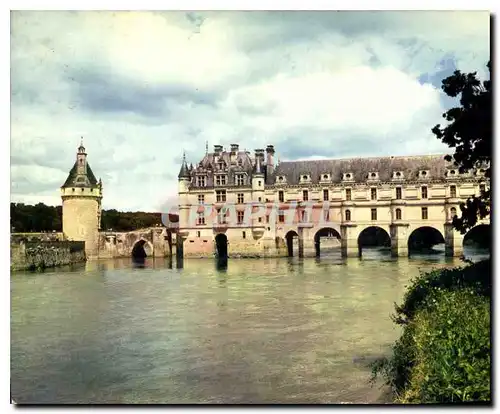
[60,139,103,258]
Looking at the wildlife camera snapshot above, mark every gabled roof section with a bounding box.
[269,154,452,185]
[61,161,99,188]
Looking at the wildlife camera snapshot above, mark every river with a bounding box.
[10,247,489,404]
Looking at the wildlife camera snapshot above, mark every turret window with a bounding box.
[345,209,351,221]
[278,191,284,202]
[303,190,309,201]
[371,188,377,200]
[396,187,402,199]
[323,189,329,201]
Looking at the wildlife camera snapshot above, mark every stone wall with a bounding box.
[11,241,86,271]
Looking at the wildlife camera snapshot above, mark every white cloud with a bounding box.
[10,11,490,211]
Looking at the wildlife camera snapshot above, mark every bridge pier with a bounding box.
[445,223,464,257]
[297,227,304,258]
[390,223,409,257]
[175,232,187,268]
[341,223,359,258]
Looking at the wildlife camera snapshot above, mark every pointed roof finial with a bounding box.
[182,150,186,163]
[80,136,83,146]
[205,141,208,155]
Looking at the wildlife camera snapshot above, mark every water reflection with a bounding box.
[11,252,487,404]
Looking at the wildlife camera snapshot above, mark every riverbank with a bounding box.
[372,258,491,403]
[10,241,86,272]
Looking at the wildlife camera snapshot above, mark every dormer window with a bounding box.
[320,173,330,182]
[300,174,311,183]
[393,171,404,180]
[215,175,227,186]
[218,162,225,170]
[343,172,354,181]
[197,176,206,187]
[419,170,430,179]
[446,169,458,178]
[368,172,379,181]
[276,175,286,185]
[237,159,243,167]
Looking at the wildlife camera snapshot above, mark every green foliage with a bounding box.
[432,61,491,234]
[401,290,490,403]
[393,259,491,325]
[372,260,491,404]
[11,203,163,232]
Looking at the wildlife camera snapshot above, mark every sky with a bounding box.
[10,10,490,212]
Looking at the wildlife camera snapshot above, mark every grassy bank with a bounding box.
[372,259,491,404]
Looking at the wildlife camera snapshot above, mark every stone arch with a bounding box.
[285,230,299,257]
[463,224,491,249]
[215,233,228,259]
[131,239,153,259]
[314,227,341,257]
[408,226,445,256]
[357,226,391,257]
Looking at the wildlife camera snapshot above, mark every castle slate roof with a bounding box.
[62,161,99,188]
[269,154,453,185]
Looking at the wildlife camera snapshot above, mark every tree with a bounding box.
[431,61,491,234]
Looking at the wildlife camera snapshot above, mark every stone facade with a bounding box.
[11,241,86,271]
[177,144,490,258]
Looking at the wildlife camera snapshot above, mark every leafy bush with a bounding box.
[371,260,491,403]
[400,289,490,403]
[393,259,491,326]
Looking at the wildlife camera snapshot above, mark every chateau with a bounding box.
[56,141,488,260]
[178,144,489,259]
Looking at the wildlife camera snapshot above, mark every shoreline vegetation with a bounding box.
[370,258,491,404]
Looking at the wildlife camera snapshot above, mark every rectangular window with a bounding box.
[237,193,244,204]
[346,188,351,201]
[197,231,201,238]
[371,188,377,200]
[303,190,309,201]
[242,231,246,239]
[216,175,227,186]
[198,194,205,204]
[396,208,402,220]
[323,189,329,201]
[371,208,377,221]
[278,211,285,223]
[216,190,226,202]
[197,176,206,187]
[217,209,226,224]
[396,187,402,200]
[197,212,205,225]
[266,214,270,223]
[258,217,262,223]
[237,211,244,224]
[450,185,457,198]
[422,207,428,220]
[236,174,244,186]
[278,191,284,202]
[421,186,428,199]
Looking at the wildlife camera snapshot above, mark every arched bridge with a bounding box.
[98,226,177,259]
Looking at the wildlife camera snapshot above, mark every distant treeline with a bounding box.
[10,202,175,233]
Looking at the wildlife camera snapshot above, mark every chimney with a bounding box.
[213,145,223,155]
[230,144,239,164]
[254,149,265,174]
[266,145,275,176]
